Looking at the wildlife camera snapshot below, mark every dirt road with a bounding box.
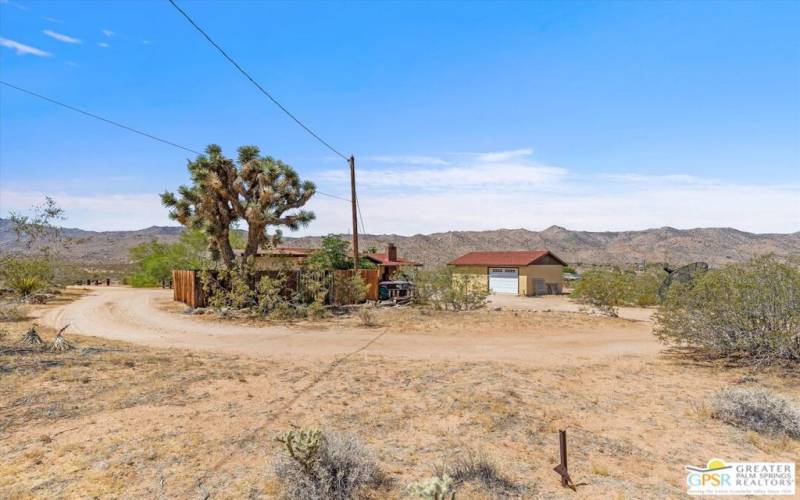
[40,287,661,365]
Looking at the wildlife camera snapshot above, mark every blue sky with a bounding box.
[1,0,798,234]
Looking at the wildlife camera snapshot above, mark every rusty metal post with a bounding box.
[553,429,576,490]
[349,155,359,269]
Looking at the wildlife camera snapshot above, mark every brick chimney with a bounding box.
[387,243,397,262]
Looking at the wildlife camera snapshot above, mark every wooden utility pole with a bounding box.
[349,155,360,269]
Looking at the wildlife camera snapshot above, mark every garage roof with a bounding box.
[448,250,567,266]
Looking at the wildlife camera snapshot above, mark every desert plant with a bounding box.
[162,144,315,272]
[274,427,383,499]
[711,387,800,438]
[0,301,27,322]
[571,266,667,314]
[655,255,800,365]
[49,325,73,352]
[357,306,378,327]
[436,451,523,496]
[126,229,209,287]
[19,325,42,345]
[411,267,488,311]
[333,273,367,305]
[407,474,455,500]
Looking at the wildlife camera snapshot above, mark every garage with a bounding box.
[489,267,519,294]
[448,250,568,296]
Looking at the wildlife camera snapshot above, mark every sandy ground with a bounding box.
[488,294,656,322]
[2,287,798,499]
[39,287,660,365]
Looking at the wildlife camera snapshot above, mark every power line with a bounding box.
[166,0,349,161]
[356,198,368,236]
[0,80,350,203]
[1,80,202,155]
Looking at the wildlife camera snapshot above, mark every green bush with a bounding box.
[571,266,667,315]
[411,267,488,311]
[333,273,367,305]
[0,255,54,297]
[655,255,800,365]
[126,229,208,287]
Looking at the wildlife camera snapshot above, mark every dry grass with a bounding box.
[2,294,799,498]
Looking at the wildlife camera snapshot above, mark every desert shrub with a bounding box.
[571,266,667,315]
[356,307,378,327]
[274,427,383,499]
[655,255,800,365]
[571,268,627,316]
[0,255,54,297]
[411,267,487,311]
[712,387,800,438]
[127,230,208,287]
[437,451,523,496]
[333,273,367,305]
[0,301,27,322]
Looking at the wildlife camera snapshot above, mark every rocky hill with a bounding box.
[1,219,797,267]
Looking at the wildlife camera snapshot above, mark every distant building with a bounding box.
[244,242,420,281]
[448,250,567,296]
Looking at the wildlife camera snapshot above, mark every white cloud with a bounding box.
[365,155,449,166]
[102,29,114,37]
[599,173,710,184]
[43,30,82,44]
[43,16,63,23]
[322,149,565,190]
[477,148,534,162]
[97,42,109,48]
[0,37,51,57]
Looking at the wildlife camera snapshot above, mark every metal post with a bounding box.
[349,155,359,270]
[559,430,568,486]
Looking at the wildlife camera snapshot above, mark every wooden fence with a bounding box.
[172,268,380,308]
[332,268,380,303]
[172,270,206,308]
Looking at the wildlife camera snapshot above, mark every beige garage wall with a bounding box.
[529,265,564,294]
[450,265,489,291]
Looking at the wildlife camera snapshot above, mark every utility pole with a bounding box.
[349,155,360,269]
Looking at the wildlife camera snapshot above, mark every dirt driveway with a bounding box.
[488,293,657,321]
[40,287,660,365]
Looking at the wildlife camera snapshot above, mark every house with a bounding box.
[364,243,422,281]
[240,247,316,270]
[244,243,420,280]
[448,250,567,296]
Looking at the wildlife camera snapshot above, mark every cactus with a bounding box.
[278,427,323,474]
[407,474,455,500]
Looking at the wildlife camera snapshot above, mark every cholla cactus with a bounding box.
[407,474,455,500]
[279,427,323,474]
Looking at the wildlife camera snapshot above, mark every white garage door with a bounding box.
[489,267,519,294]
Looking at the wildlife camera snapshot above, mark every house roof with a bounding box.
[448,250,567,267]
[364,252,422,267]
[236,247,316,258]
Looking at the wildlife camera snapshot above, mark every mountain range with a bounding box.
[1,219,797,268]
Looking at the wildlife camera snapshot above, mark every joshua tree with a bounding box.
[161,145,315,270]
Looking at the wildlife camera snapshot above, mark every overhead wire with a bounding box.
[166,0,349,161]
[165,0,370,234]
[0,80,350,204]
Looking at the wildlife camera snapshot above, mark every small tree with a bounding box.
[305,235,375,270]
[161,145,315,271]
